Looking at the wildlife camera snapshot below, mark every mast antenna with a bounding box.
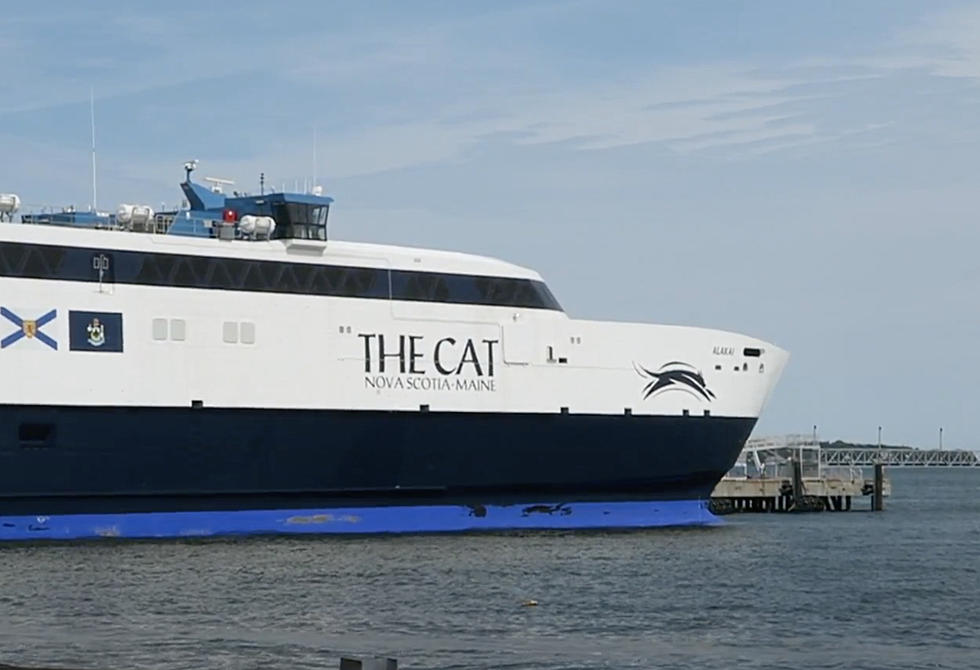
[311,126,324,196]
[90,87,98,212]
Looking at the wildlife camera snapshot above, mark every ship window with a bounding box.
[273,203,328,241]
[0,241,564,311]
[290,203,314,224]
[240,321,256,344]
[173,257,201,285]
[743,347,762,357]
[390,270,561,311]
[170,318,186,341]
[391,272,452,302]
[284,224,326,241]
[152,318,168,341]
[312,206,329,226]
[222,321,238,344]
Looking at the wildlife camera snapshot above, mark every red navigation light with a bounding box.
[223,209,237,223]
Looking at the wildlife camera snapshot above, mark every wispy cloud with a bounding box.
[3,2,978,189]
[893,5,980,79]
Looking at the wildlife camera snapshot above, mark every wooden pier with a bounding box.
[710,464,890,514]
[711,434,892,514]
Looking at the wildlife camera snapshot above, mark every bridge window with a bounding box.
[273,203,328,241]
[312,206,329,226]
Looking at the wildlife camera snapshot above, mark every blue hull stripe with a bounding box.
[0,500,719,541]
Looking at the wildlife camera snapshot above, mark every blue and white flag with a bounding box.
[69,311,123,352]
[1,307,57,350]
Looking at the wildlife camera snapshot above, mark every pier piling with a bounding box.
[791,457,804,511]
[872,463,884,511]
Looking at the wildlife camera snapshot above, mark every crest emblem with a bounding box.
[22,320,37,338]
[86,318,105,347]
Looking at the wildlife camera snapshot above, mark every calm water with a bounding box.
[1,470,979,670]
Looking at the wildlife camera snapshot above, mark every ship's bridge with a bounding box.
[11,161,334,243]
[222,192,331,241]
[179,162,333,242]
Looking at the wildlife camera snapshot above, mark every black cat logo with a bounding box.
[634,361,715,402]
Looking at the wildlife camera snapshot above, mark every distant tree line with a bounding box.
[820,440,914,451]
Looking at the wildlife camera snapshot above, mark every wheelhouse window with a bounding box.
[312,206,329,226]
[274,203,329,241]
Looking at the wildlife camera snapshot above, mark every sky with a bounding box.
[2,1,979,448]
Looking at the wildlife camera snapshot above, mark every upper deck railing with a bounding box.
[4,161,334,243]
[18,209,189,234]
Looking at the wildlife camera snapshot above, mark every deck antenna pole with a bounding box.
[313,126,318,191]
[90,87,98,212]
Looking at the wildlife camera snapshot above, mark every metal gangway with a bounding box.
[745,434,980,468]
[821,447,980,467]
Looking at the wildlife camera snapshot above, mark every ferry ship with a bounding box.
[0,162,787,540]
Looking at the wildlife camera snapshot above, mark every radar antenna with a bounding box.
[204,176,235,195]
[183,159,199,183]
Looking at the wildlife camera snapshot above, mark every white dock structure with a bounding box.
[711,434,891,513]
